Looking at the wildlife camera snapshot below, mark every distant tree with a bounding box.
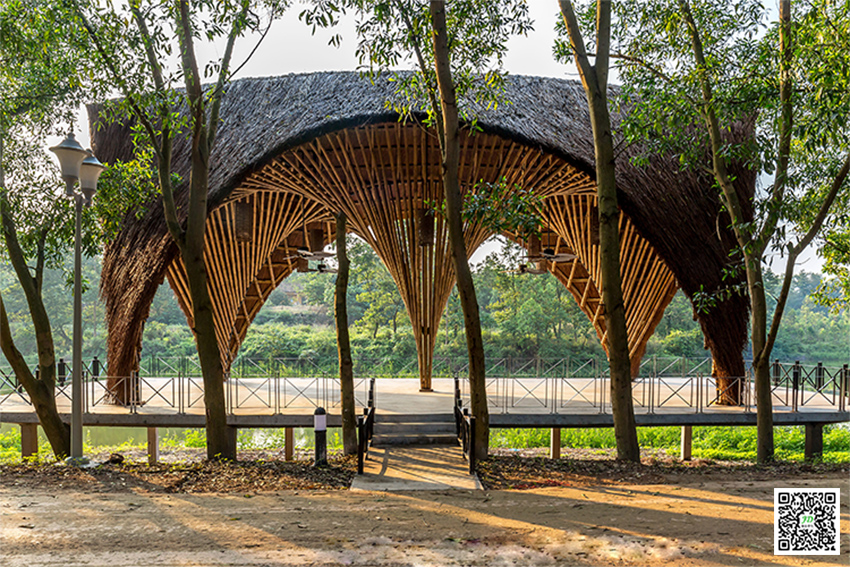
[353,247,407,337]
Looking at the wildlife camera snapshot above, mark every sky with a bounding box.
[66,1,822,273]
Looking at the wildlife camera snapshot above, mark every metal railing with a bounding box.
[0,370,373,416]
[453,375,477,474]
[356,379,376,475]
[458,409,477,474]
[1,358,846,417]
[456,362,849,415]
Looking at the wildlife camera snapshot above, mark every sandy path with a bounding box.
[2,477,847,566]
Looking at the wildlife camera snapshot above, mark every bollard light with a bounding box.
[313,407,327,467]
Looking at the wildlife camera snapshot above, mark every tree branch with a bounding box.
[35,227,47,293]
[594,0,611,94]
[559,0,596,90]
[72,0,164,162]
[0,292,37,392]
[677,0,751,247]
[394,0,445,146]
[764,151,849,358]
[208,0,251,149]
[755,0,792,255]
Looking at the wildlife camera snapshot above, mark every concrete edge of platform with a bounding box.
[2,410,847,428]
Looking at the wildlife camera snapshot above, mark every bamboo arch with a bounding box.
[92,72,753,400]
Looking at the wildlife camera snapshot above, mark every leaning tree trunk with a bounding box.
[335,213,357,455]
[0,295,70,458]
[0,136,70,458]
[560,0,639,462]
[184,126,235,461]
[430,0,489,461]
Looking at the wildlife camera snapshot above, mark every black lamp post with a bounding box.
[49,132,105,463]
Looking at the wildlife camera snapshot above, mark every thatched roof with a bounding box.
[91,71,754,379]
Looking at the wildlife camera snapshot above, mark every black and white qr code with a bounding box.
[774,488,841,555]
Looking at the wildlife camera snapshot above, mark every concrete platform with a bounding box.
[350,446,482,491]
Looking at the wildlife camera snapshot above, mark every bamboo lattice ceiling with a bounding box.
[160,122,678,388]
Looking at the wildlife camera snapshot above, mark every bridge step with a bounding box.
[376,413,455,423]
[371,433,458,446]
[371,414,458,447]
[374,422,455,436]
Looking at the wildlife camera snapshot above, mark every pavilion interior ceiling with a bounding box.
[161,121,679,386]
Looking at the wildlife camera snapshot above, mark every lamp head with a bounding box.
[49,133,87,193]
[79,150,106,206]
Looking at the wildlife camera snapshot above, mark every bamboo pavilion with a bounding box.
[91,72,754,398]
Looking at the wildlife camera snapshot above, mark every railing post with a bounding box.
[357,415,365,475]
[313,407,327,467]
[454,374,460,403]
[792,361,801,411]
[840,365,848,412]
[368,378,375,409]
[130,371,137,414]
[83,363,89,413]
[468,415,476,475]
[649,367,655,414]
[816,362,824,391]
[454,375,462,436]
[362,407,371,441]
[697,373,703,413]
[462,408,469,454]
[772,359,780,386]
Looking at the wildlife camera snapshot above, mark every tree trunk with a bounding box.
[677,0,779,462]
[591,93,639,463]
[747,260,774,462]
[0,135,70,458]
[560,0,639,461]
[431,0,489,461]
[184,127,234,461]
[335,214,357,455]
[0,295,70,458]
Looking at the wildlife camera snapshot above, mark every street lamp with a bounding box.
[49,132,106,463]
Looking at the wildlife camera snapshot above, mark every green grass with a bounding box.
[2,424,847,463]
[492,425,850,463]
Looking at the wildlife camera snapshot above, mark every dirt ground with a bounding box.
[2,463,848,566]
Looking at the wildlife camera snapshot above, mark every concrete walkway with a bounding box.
[350,445,482,491]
